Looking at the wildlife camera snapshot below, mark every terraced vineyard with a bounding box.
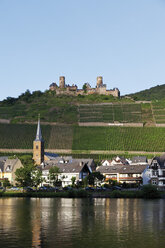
[1,123,165,152]
[78,103,152,123]
[152,100,165,124]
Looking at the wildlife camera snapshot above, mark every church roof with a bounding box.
[35,117,43,141]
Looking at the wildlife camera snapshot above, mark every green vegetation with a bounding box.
[152,100,165,124]
[15,155,37,188]
[0,188,162,199]
[49,166,61,186]
[141,184,161,199]
[2,85,165,124]
[0,90,125,124]
[79,103,143,123]
[128,84,165,101]
[87,172,104,186]
[0,123,51,149]
[1,124,165,152]
[73,126,165,152]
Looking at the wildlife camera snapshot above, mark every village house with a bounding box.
[41,160,92,187]
[0,157,23,186]
[130,156,148,165]
[143,154,165,187]
[97,164,147,185]
[101,156,129,166]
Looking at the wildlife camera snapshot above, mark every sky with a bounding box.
[0,0,165,100]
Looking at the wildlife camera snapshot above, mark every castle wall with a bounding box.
[96,87,107,94]
[106,89,120,97]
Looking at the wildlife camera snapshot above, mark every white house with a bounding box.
[101,156,129,167]
[142,154,165,187]
[97,164,147,185]
[40,160,92,187]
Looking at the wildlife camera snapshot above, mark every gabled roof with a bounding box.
[0,156,8,172]
[131,156,148,164]
[42,161,90,173]
[3,158,19,172]
[119,164,147,174]
[112,156,129,165]
[97,165,123,173]
[151,153,165,169]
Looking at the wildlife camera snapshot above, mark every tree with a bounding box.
[2,178,11,188]
[49,166,60,186]
[15,155,35,189]
[82,83,87,93]
[71,176,76,187]
[87,172,104,187]
[32,169,43,190]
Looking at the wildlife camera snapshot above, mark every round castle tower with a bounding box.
[96,76,103,88]
[59,76,65,88]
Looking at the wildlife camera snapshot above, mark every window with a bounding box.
[152,179,157,185]
[6,165,11,171]
[153,171,158,176]
[36,145,38,149]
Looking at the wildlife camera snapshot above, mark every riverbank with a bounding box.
[0,189,163,199]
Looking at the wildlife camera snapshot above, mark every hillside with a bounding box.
[0,89,135,124]
[127,84,165,101]
[0,123,165,152]
[1,85,165,125]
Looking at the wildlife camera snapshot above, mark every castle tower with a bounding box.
[59,76,65,88]
[33,116,44,165]
[96,76,103,88]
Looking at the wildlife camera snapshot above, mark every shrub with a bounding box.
[142,184,160,199]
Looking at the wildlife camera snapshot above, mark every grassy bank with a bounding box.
[0,188,162,199]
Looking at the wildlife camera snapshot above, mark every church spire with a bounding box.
[35,114,43,141]
[33,114,44,165]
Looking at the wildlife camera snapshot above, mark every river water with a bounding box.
[0,198,164,248]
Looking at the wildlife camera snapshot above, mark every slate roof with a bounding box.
[151,153,165,169]
[42,161,90,173]
[44,152,59,160]
[0,156,8,172]
[97,164,147,174]
[112,156,129,165]
[97,165,123,173]
[35,118,43,141]
[119,164,147,174]
[131,156,148,164]
[4,159,19,172]
[42,157,95,171]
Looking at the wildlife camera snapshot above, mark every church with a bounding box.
[32,118,95,187]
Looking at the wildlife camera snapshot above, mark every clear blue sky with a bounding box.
[0,0,165,100]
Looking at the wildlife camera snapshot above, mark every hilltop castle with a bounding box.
[49,76,120,97]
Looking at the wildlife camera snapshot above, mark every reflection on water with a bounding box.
[0,198,164,248]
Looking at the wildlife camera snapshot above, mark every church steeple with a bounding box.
[35,115,43,141]
[33,115,44,165]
